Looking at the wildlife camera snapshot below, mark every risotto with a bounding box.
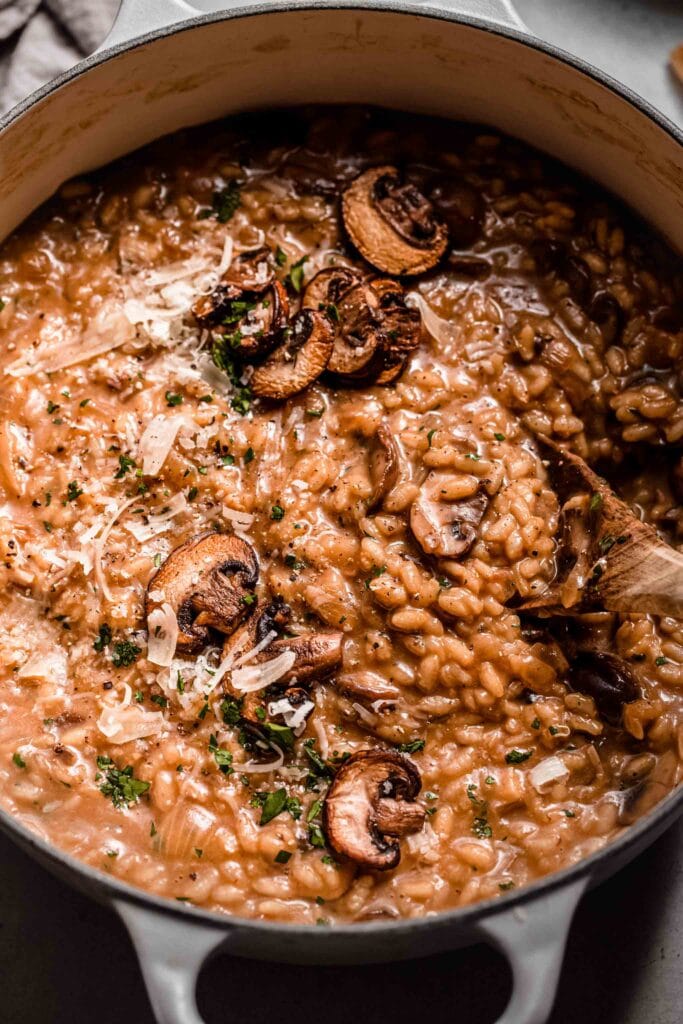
[0,106,681,925]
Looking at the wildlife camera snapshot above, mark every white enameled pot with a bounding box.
[0,3,682,1023]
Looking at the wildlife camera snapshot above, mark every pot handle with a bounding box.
[114,899,225,1024]
[477,876,588,1024]
[101,0,527,52]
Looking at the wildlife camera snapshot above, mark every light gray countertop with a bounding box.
[0,2,681,1022]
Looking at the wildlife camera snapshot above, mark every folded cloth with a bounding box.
[0,0,118,115]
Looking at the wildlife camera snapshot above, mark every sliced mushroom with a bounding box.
[518,437,683,617]
[221,602,342,725]
[192,247,275,327]
[147,533,258,653]
[368,423,400,510]
[319,277,421,385]
[302,266,363,312]
[342,166,448,276]
[193,247,288,358]
[252,632,343,686]
[618,749,678,825]
[323,750,425,870]
[337,672,402,703]
[223,246,275,292]
[410,472,488,559]
[567,650,640,726]
[325,282,384,379]
[250,309,335,400]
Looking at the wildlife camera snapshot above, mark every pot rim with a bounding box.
[0,0,681,939]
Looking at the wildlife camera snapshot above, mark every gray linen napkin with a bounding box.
[0,0,118,115]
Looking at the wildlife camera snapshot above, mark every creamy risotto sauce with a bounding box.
[0,107,681,924]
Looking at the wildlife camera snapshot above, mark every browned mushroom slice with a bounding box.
[368,423,400,510]
[223,246,275,292]
[370,278,422,385]
[337,672,401,703]
[567,650,640,726]
[342,166,448,276]
[302,266,363,312]
[618,749,678,825]
[193,247,288,358]
[326,282,383,379]
[410,472,488,559]
[323,750,425,870]
[250,309,335,400]
[147,533,258,653]
[192,248,274,327]
[252,631,343,686]
[518,437,683,617]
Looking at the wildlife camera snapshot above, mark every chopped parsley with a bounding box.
[396,739,425,754]
[65,480,83,503]
[97,756,150,808]
[134,690,144,703]
[12,752,26,769]
[187,486,199,502]
[209,182,242,223]
[270,504,285,521]
[365,565,387,589]
[165,391,183,407]
[284,553,305,572]
[209,733,234,775]
[114,453,137,479]
[494,432,506,442]
[427,429,436,447]
[252,788,300,826]
[589,492,603,512]
[655,656,667,666]
[305,407,324,418]
[275,849,292,864]
[505,749,532,765]
[275,246,287,267]
[220,696,243,726]
[467,783,493,838]
[47,400,60,414]
[151,694,168,708]
[287,256,307,293]
[111,639,142,668]
[93,623,112,652]
[244,447,255,464]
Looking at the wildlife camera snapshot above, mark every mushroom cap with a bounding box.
[323,749,425,870]
[250,308,335,400]
[342,166,448,276]
[255,632,343,686]
[326,282,383,378]
[223,246,275,292]
[147,532,258,653]
[223,627,343,687]
[302,266,363,312]
[410,472,488,559]
[368,423,400,510]
[231,279,289,358]
[192,247,284,343]
[568,650,640,726]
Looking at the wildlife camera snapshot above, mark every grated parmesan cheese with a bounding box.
[138,414,184,476]
[147,602,179,667]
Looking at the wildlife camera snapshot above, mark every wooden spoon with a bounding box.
[518,436,683,618]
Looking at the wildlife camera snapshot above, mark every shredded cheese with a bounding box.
[147,602,179,667]
[138,414,184,476]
